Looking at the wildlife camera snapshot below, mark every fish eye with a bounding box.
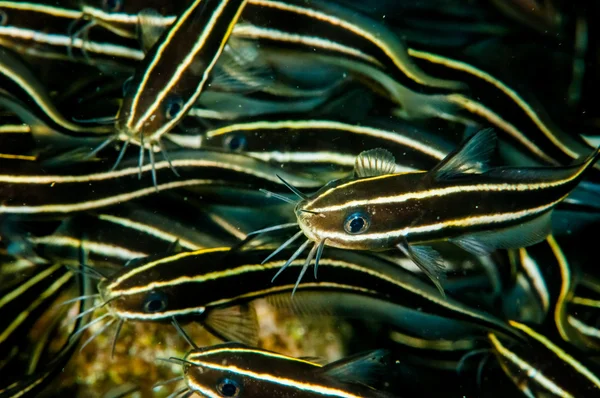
[217,378,240,397]
[343,212,370,235]
[223,134,247,152]
[165,96,184,119]
[0,10,8,26]
[102,0,123,12]
[143,291,168,313]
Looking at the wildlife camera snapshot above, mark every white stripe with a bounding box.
[187,362,365,397]
[232,24,378,65]
[313,200,560,243]
[308,171,583,213]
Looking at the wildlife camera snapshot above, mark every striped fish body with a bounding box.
[408,49,596,172]
[116,0,247,144]
[78,0,179,39]
[296,130,600,253]
[489,321,600,397]
[183,343,394,398]
[202,118,454,174]
[0,150,320,217]
[0,1,141,65]
[98,246,522,343]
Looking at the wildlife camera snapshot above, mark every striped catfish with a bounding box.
[174,343,394,398]
[0,261,74,376]
[72,0,464,92]
[261,128,600,295]
[0,1,142,66]
[504,236,578,344]
[75,0,179,40]
[0,260,91,398]
[88,246,523,351]
[0,150,320,217]
[109,0,247,186]
[200,118,456,175]
[67,0,466,119]
[407,48,600,175]
[488,321,600,397]
[0,48,111,135]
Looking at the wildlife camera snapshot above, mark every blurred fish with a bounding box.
[0,1,142,66]
[488,321,600,397]
[407,48,599,176]
[200,118,455,176]
[0,149,321,217]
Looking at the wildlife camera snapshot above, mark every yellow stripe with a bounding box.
[311,199,561,244]
[251,0,457,89]
[98,214,202,251]
[489,333,573,397]
[409,49,582,160]
[231,24,379,65]
[206,119,447,160]
[187,362,364,397]
[0,263,63,309]
[570,297,600,307]
[141,0,247,140]
[188,346,322,367]
[0,272,72,344]
[0,153,36,160]
[0,1,81,18]
[0,179,222,214]
[547,235,572,342]
[108,248,229,288]
[509,321,600,388]
[127,0,204,128]
[308,154,593,212]
[0,124,30,134]
[29,235,147,260]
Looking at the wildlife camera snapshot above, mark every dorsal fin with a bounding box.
[429,128,497,180]
[354,149,396,178]
[317,349,390,388]
[137,8,167,53]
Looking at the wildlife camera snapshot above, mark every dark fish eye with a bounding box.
[224,134,247,152]
[217,378,240,397]
[0,10,8,26]
[102,0,123,12]
[165,96,184,119]
[344,212,370,234]
[143,291,168,313]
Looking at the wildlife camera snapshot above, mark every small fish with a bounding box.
[488,321,600,398]
[259,129,600,295]
[0,1,142,66]
[0,47,111,135]
[407,48,598,175]
[0,149,320,217]
[201,118,454,176]
[173,342,395,398]
[84,246,522,352]
[108,0,248,187]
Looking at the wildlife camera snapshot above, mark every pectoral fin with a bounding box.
[203,304,259,346]
[397,239,446,298]
[318,349,390,389]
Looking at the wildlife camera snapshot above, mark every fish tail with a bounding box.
[577,146,600,173]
